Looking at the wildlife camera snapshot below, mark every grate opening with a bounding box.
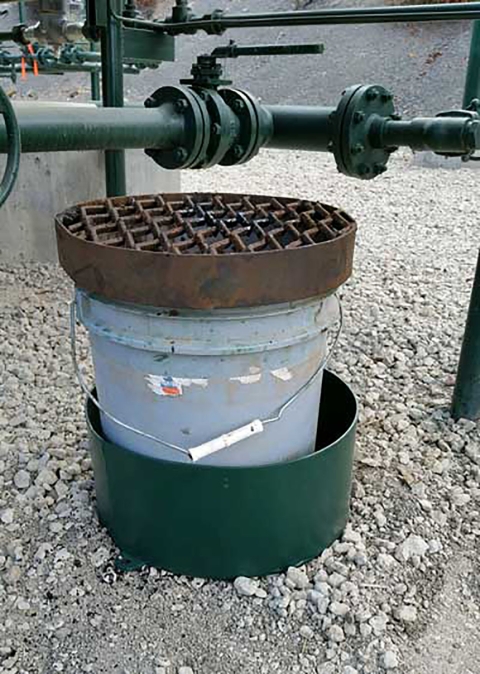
[61,193,355,256]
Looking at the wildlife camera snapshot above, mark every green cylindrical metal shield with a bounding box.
[86,370,357,579]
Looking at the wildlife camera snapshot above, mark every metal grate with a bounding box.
[61,193,355,255]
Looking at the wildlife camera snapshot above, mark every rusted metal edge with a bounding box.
[55,193,356,309]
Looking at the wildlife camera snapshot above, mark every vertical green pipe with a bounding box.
[101,0,127,196]
[90,42,101,102]
[452,252,480,420]
[463,21,480,108]
[452,22,480,420]
[18,1,25,24]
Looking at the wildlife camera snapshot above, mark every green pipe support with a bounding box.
[452,250,480,421]
[452,20,480,420]
[18,0,25,24]
[101,0,126,197]
[90,41,101,101]
[0,104,185,152]
[464,21,480,108]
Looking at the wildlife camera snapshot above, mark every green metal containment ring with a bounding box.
[86,370,358,579]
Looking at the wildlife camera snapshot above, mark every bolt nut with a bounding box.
[175,98,188,112]
[358,163,370,176]
[232,99,245,112]
[212,123,222,136]
[381,92,393,103]
[351,143,364,155]
[232,144,244,159]
[173,147,188,163]
[353,111,365,124]
[145,96,156,108]
[366,89,378,102]
[373,163,387,175]
[390,113,402,121]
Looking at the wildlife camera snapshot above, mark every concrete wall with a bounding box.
[0,149,180,263]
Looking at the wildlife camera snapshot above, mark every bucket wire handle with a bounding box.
[70,301,190,457]
[70,294,343,461]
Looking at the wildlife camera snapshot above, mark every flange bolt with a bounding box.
[358,164,371,176]
[373,163,387,175]
[173,147,188,163]
[351,143,364,155]
[232,144,244,159]
[175,98,188,113]
[353,111,365,124]
[366,89,378,101]
[232,99,245,112]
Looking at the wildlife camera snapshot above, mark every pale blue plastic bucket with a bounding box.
[74,289,337,467]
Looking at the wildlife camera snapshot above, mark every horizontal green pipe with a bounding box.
[0,31,14,42]
[265,105,334,151]
[0,104,185,153]
[379,117,479,154]
[1,100,477,160]
[118,2,480,34]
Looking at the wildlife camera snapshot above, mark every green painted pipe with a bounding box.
[464,20,480,108]
[265,105,334,152]
[452,20,480,421]
[379,116,480,154]
[0,84,20,207]
[117,2,480,35]
[0,104,185,152]
[452,251,480,420]
[102,0,127,197]
[1,99,478,158]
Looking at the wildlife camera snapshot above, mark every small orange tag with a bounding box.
[20,56,26,80]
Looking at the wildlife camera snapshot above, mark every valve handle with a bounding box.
[0,83,20,207]
[182,41,324,89]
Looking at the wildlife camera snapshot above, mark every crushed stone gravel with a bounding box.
[1,149,480,673]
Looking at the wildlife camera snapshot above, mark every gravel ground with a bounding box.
[1,149,480,674]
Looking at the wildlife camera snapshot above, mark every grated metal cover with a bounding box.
[56,192,357,309]
[61,193,355,256]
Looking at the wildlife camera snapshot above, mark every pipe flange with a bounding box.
[218,88,261,166]
[333,84,395,180]
[144,85,210,169]
[190,88,238,168]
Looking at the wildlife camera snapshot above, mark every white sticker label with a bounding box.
[230,366,262,385]
[146,375,208,397]
[271,367,293,382]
